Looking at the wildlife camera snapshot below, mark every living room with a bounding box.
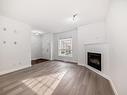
[0,0,127,95]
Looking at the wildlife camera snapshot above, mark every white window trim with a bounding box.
[58,38,72,57]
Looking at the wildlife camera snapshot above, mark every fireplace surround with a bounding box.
[87,52,101,71]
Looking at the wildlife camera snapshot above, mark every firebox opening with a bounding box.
[87,52,101,71]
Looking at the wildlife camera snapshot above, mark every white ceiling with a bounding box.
[0,0,110,33]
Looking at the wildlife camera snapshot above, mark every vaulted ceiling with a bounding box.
[0,0,110,33]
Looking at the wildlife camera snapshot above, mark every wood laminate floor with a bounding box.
[0,61,115,95]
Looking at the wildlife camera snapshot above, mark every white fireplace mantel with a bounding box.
[83,42,110,79]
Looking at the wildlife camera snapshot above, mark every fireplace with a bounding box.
[87,52,101,71]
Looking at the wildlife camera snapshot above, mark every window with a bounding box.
[58,38,72,57]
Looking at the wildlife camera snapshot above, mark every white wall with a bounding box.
[53,29,78,62]
[41,33,53,60]
[106,0,127,95]
[78,21,106,66]
[0,16,31,75]
[31,34,42,60]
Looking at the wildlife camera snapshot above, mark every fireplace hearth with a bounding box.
[87,52,101,71]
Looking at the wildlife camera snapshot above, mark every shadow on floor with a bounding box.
[31,59,49,65]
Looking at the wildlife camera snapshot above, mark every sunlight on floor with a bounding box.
[21,71,67,95]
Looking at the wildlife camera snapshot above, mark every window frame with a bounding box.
[58,38,73,57]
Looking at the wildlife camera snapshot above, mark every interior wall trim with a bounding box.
[0,65,31,76]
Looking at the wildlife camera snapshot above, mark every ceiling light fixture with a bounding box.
[32,30,44,35]
[72,13,78,22]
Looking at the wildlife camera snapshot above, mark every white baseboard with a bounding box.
[80,64,118,95]
[0,65,31,76]
[108,78,119,95]
[54,59,78,63]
